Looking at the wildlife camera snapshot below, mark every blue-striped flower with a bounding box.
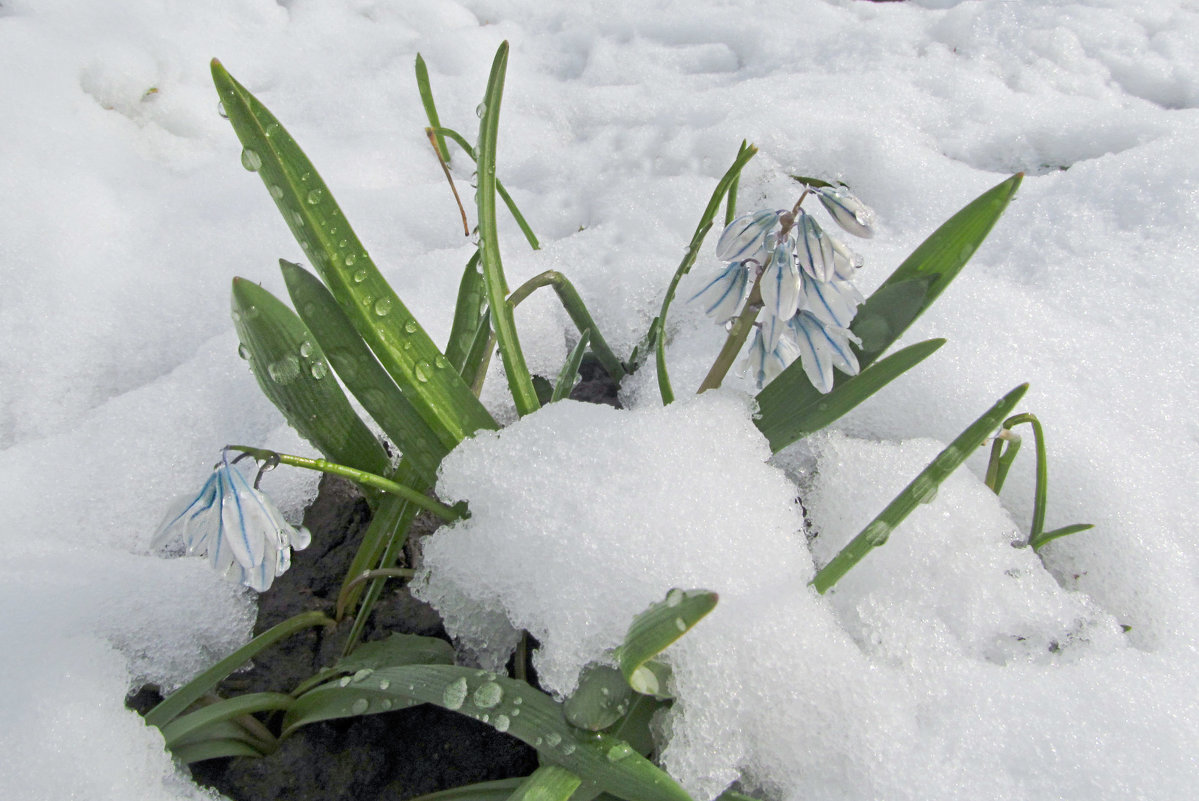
[814,185,875,238]
[152,451,311,592]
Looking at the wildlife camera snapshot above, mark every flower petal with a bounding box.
[801,277,864,329]
[692,261,749,320]
[816,186,875,238]
[758,237,802,347]
[828,233,862,280]
[796,212,837,283]
[790,312,862,393]
[715,209,781,263]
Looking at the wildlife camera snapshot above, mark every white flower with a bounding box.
[815,185,875,238]
[800,275,864,329]
[693,260,750,322]
[796,211,837,283]
[758,232,802,347]
[788,311,862,393]
[715,209,782,263]
[152,451,311,592]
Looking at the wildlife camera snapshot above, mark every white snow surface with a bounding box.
[3,0,1199,799]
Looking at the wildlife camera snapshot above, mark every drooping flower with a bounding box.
[796,211,837,283]
[788,311,862,393]
[152,451,311,592]
[693,260,750,321]
[758,232,802,347]
[715,209,782,263]
[814,185,875,238]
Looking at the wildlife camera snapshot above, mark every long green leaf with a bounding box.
[564,663,633,731]
[811,383,1029,594]
[161,692,294,749]
[283,666,693,801]
[415,54,450,165]
[755,339,945,452]
[553,331,591,403]
[475,42,540,416]
[338,492,420,638]
[618,589,717,698]
[231,278,391,476]
[645,143,758,403]
[508,766,582,801]
[145,611,331,729]
[281,260,447,484]
[447,251,488,375]
[170,737,266,763]
[211,59,497,451]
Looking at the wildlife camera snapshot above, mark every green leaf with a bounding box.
[406,778,526,801]
[564,663,633,731]
[645,143,758,403]
[854,173,1023,371]
[553,330,591,403]
[811,383,1030,594]
[280,260,447,485]
[507,766,582,801]
[170,737,266,763]
[230,278,391,476]
[211,59,497,451]
[337,633,456,672]
[1030,523,1094,551]
[447,251,488,376]
[161,692,293,750]
[283,666,694,801]
[755,339,945,452]
[618,590,717,698]
[145,611,331,729]
[475,42,539,416]
[415,53,450,165]
[339,492,422,646]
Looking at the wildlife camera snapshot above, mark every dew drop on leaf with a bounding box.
[374,297,393,316]
[404,321,418,334]
[415,361,432,383]
[443,677,469,710]
[240,148,262,171]
[378,679,390,691]
[306,189,323,205]
[237,344,250,360]
[473,682,503,709]
[351,698,369,715]
[310,361,328,379]
[493,714,510,732]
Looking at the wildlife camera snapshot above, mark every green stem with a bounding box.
[697,283,762,393]
[508,270,627,381]
[335,568,416,620]
[227,446,463,523]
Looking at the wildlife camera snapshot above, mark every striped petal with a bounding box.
[790,312,862,393]
[715,209,781,263]
[828,233,862,280]
[796,212,837,283]
[816,186,875,238]
[692,261,749,320]
[758,236,802,347]
[801,276,864,329]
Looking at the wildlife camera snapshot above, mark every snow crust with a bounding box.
[3,0,1199,798]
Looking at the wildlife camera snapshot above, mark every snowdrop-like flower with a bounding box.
[796,211,837,282]
[815,186,875,238]
[758,232,802,347]
[152,451,311,592]
[693,260,750,321]
[715,209,782,263]
[789,311,862,393]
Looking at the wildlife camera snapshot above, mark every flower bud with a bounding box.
[816,186,875,238]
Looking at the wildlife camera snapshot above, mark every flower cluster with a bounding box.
[152,450,311,591]
[695,185,875,392]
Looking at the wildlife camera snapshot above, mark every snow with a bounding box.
[3,0,1199,799]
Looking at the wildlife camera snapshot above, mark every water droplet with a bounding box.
[243,305,259,319]
[511,697,522,706]
[338,676,352,688]
[380,699,393,710]
[352,669,374,683]
[607,743,634,762]
[351,698,370,715]
[666,588,685,607]
[473,682,503,709]
[345,253,358,267]
[404,320,418,334]
[544,732,562,747]
[493,714,510,732]
[237,344,251,360]
[299,341,314,358]
[374,297,393,316]
[415,361,432,383]
[510,708,520,716]
[240,148,262,171]
[217,101,228,119]
[270,184,284,199]
[310,361,328,379]
[434,355,450,369]
[475,102,486,117]
[267,355,302,384]
[352,270,367,284]
[306,189,323,205]
[291,210,304,226]
[378,679,391,691]
[443,677,469,710]
[561,742,576,755]
[674,617,687,632]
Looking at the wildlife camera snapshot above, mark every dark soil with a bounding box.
[128,357,621,801]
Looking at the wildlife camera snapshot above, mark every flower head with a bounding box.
[152,451,311,592]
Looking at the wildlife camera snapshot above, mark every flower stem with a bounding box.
[697,283,762,393]
[227,446,464,523]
